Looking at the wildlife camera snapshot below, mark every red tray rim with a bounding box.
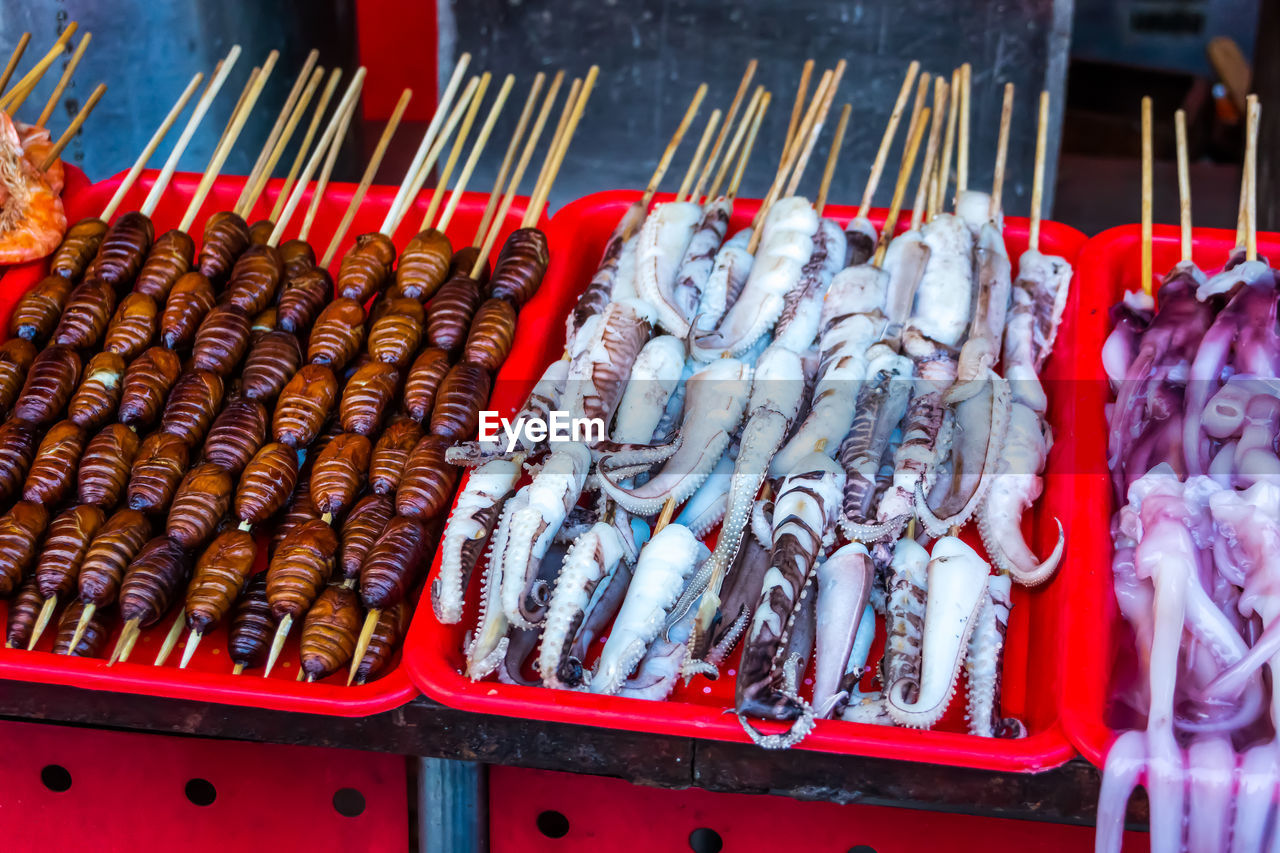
[402,187,1088,771]
[1057,220,1279,767]
[0,167,543,717]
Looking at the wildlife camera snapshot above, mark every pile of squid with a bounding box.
[439,181,1072,748]
[0,186,547,684]
[1096,248,1280,851]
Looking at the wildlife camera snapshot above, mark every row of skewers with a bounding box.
[0,40,599,685]
[1095,98,1280,851]
[435,59,1073,747]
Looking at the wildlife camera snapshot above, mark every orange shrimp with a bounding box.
[13,121,63,195]
[0,113,66,265]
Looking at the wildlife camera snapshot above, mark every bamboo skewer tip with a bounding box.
[1140,96,1154,296]
[349,609,382,685]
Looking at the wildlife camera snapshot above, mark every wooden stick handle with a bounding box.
[474,73,545,246]
[872,106,930,268]
[779,59,814,172]
[1174,108,1191,263]
[101,72,202,221]
[140,46,241,217]
[523,77,580,227]
[39,81,105,170]
[1030,90,1050,252]
[676,109,721,202]
[237,48,320,216]
[0,22,77,113]
[0,34,31,100]
[691,59,756,203]
[1140,96,1153,296]
[525,65,598,227]
[911,77,948,231]
[1246,94,1260,262]
[381,53,472,235]
[180,50,278,232]
[36,31,90,128]
[270,67,367,247]
[243,64,325,218]
[857,61,919,219]
[711,85,764,200]
[299,85,358,243]
[271,67,342,225]
[641,83,708,208]
[931,68,961,219]
[989,82,1014,221]
[437,74,516,233]
[727,90,769,200]
[472,71,564,277]
[423,72,492,231]
[815,103,851,215]
[321,87,413,266]
[786,60,845,198]
[956,63,971,194]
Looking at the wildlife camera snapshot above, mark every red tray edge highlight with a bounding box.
[0,167,544,717]
[402,188,1087,772]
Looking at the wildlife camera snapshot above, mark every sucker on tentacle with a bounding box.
[881,536,928,702]
[499,442,592,629]
[886,536,990,729]
[673,345,807,653]
[965,573,1022,737]
[735,453,844,726]
[434,458,522,624]
[597,358,751,516]
[836,350,913,536]
[590,524,708,695]
[464,491,526,680]
[674,453,733,538]
[539,522,627,690]
[666,198,731,339]
[698,532,771,672]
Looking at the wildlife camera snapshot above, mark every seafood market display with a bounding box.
[1095,97,1280,852]
[0,38,599,698]
[433,62,1073,750]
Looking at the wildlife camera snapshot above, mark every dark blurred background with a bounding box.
[0,0,1271,233]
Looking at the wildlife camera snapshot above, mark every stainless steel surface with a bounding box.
[446,0,1074,217]
[419,757,488,853]
[0,0,356,182]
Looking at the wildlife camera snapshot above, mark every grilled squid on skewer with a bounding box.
[433,456,521,624]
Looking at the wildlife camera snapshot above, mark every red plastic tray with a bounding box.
[403,189,1088,771]
[0,167,545,716]
[0,718,407,850]
[1058,223,1280,767]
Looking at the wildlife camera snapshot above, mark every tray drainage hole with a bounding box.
[689,828,723,853]
[333,787,366,817]
[848,846,878,853]
[40,764,72,792]
[536,809,570,839]
[185,778,217,806]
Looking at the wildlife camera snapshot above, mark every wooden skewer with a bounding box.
[27,596,58,649]
[423,72,492,230]
[525,65,599,227]
[154,609,186,666]
[0,22,78,113]
[236,49,320,216]
[675,109,721,202]
[299,79,356,243]
[263,613,293,677]
[911,77,948,231]
[36,31,90,128]
[108,618,141,666]
[654,495,678,533]
[872,106,930,268]
[271,67,342,224]
[902,72,930,168]
[815,102,851,215]
[381,53,472,235]
[219,66,260,151]
[690,60,757,203]
[243,65,325,218]
[0,34,31,99]
[471,72,565,277]
[348,609,381,685]
[749,69,831,251]
[179,630,204,669]
[956,63,972,195]
[1140,96,1153,296]
[710,85,765,200]
[436,74,516,233]
[779,60,814,171]
[320,87,414,266]
[988,82,1014,220]
[786,60,846,197]
[1174,108,1191,263]
[38,81,105,171]
[1245,94,1260,262]
[857,61,919,219]
[727,91,769,199]
[268,67,367,247]
[1030,90,1051,253]
[931,68,961,220]
[240,48,320,212]
[99,72,202,221]
[65,602,96,655]
[641,83,708,210]
[386,74,483,236]
[474,73,546,245]
[140,46,241,218]
[179,50,279,233]
[522,78,580,226]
